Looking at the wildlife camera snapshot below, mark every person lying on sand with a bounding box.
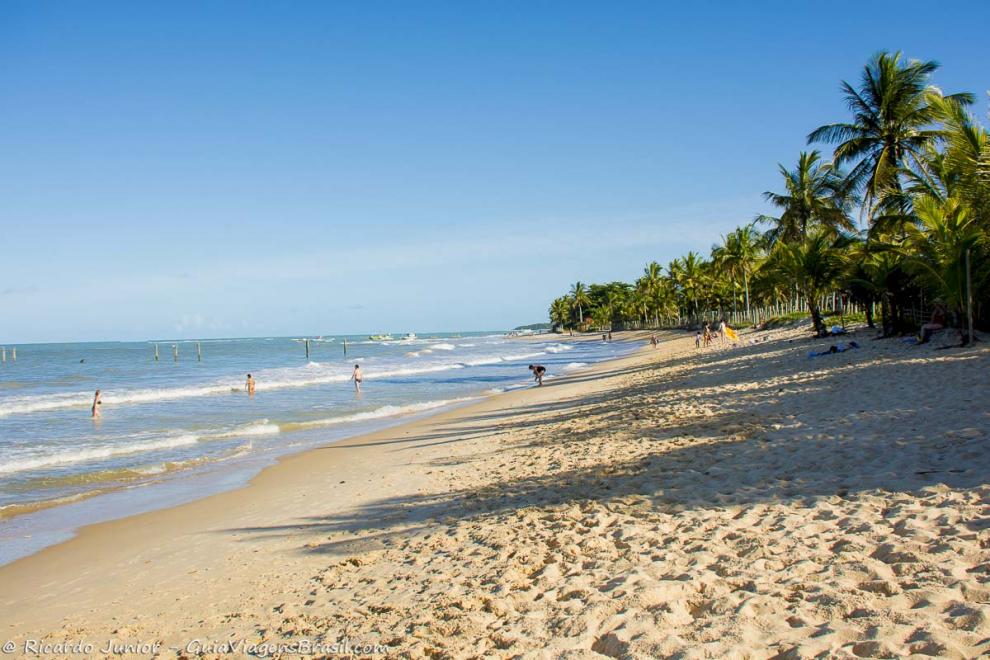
[529,364,546,386]
[809,341,859,357]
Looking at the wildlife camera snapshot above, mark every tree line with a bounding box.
[549,52,988,341]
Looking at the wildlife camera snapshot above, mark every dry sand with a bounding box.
[1,326,989,658]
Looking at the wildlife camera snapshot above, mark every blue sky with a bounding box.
[1,2,987,342]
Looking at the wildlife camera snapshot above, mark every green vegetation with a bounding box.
[549,52,989,342]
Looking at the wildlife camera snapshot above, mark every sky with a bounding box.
[1,1,988,343]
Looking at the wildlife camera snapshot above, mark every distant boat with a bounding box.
[369,334,393,341]
[401,333,417,340]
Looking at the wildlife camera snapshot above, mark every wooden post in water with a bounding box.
[154,344,160,361]
[305,339,310,360]
[343,338,347,357]
[196,341,202,362]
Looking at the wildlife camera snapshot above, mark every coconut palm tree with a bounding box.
[549,297,571,332]
[569,282,590,328]
[808,51,974,224]
[712,225,763,317]
[902,195,986,332]
[638,261,664,325]
[927,91,990,227]
[669,253,705,322]
[770,231,852,336]
[756,151,854,246]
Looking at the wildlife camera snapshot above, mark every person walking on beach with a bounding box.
[608,330,612,342]
[246,374,255,397]
[529,364,546,386]
[91,390,102,418]
[718,319,727,345]
[351,364,363,392]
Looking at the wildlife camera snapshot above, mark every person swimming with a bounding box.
[246,374,255,396]
[529,364,546,386]
[91,389,102,418]
[351,364,363,392]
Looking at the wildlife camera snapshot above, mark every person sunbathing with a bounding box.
[919,305,947,344]
[809,341,859,357]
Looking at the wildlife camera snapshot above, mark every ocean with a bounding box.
[0,332,634,563]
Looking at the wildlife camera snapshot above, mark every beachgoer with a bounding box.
[608,330,612,342]
[809,341,860,357]
[351,364,363,392]
[919,304,947,344]
[650,333,658,348]
[91,390,102,418]
[695,331,702,349]
[703,322,712,347]
[718,319,727,344]
[602,333,607,343]
[529,364,546,386]
[246,374,255,396]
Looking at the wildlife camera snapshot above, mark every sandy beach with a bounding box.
[2,327,989,658]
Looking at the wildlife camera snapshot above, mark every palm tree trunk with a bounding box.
[744,272,751,319]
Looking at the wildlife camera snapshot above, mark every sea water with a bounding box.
[0,332,634,563]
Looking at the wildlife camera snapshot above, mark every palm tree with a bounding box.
[808,51,974,224]
[669,253,705,322]
[902,195,986,330]
[770,231,852,336]
[549,297,571,332]
[712,225,763,317]
[639,261,664,325]
[569,282,590,328]
[756,151,854,245]
[927,91,990,227]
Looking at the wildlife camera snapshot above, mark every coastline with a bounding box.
[4,326,988,657]
[0,331,659,638]
[0,331,640,566]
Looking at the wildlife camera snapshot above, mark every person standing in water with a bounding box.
[351,364,363,392]
[529,364,546,386]
[91,390,102,418]
[246,374,255,397]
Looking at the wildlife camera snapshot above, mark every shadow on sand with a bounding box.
[222,330,989,556]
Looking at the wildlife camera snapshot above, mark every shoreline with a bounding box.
[6,326,985,657]
[0,331,643,566]
[0,331,655,577]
